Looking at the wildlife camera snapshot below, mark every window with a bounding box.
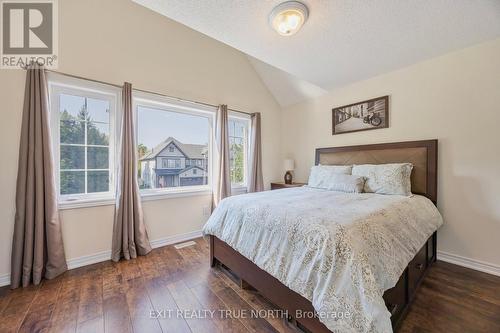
[47,76,251,206]
[161,158,167,168]
[49,76,117,204]
[167,159,180,168]
[161,158,181,169]
[228,117,250,187]
[135,94,212,193]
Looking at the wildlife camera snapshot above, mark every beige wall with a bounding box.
[282,38,500,267]
[0,0,282,278]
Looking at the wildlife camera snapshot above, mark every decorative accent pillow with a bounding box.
[325,174,366,193]
[307,165,353,189]
[352,163,413,196]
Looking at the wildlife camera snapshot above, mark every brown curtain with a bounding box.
[111,82,151,262]
[248,112,264,192]
[213,105,231,207]
[11,63,67,289]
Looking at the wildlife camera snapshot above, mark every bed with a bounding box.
[203,140,442,333]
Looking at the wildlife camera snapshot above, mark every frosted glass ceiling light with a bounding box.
[269,1,309,36]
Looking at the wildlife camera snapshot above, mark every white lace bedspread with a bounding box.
[203,187,443,333]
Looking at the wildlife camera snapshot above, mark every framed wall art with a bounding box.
[332,96,389,135]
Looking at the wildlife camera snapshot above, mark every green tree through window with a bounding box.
[229,119,247,186]
[231,143,244,184]
[59,94,110,195]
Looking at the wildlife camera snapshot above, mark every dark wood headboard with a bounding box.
[315,140,438,203]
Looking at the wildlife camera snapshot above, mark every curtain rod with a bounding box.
[40,69,253,116]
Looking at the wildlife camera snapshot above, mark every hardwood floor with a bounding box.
[0,238,499,333]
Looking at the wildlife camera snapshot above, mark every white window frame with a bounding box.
[228,112,251,192]
[48,73,119,208]
[133,91,215,200]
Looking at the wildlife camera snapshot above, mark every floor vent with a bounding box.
[174,241,196,249]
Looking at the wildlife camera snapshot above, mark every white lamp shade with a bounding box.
[284,159,295,171]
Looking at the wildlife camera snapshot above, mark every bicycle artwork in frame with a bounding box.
[332,95,389,135]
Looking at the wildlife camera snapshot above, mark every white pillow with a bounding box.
[352,163,413,196]
[307,165,353,189]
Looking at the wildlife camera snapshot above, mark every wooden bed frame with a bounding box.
[209,139,438,332]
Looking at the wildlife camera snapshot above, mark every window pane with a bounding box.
[86,98,110,123]
[228,119,247,186]
[60,171,85,194]
[60,94,86,120]
[137,105,209,190]
[87,122,109,145]
[235,122,245,137]
[54,86,115,199]
[87,147,109,169]
[60,145,85,169]
[231,143,244,184]
[87,171,109,193]
[60,119,85,144]
[229,137,235,160]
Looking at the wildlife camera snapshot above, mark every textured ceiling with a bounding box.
[133,0,500,105]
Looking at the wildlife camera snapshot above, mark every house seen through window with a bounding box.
[137,104,210,190]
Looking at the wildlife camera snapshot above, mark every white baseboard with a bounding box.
[437,251,500,277]
[66,229,203,270]
[67,250,111,270]
[0,230,203,287]
[0,273,10,287]
[150,230,203,249]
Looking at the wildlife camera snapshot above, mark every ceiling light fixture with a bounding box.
[269,1,309,36]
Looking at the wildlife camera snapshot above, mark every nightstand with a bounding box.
[270,182,306,190]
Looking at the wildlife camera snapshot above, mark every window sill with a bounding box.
[59,197,115,210]
[231,186,248,195]
[58,187,248,210]
[59,188,214,209]
[140,187,213,202]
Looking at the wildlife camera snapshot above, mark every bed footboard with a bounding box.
[209,232,437,333]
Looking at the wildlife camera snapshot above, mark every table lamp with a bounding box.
[284,159,295,184]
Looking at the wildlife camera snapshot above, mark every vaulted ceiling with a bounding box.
[133,0,500,106]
